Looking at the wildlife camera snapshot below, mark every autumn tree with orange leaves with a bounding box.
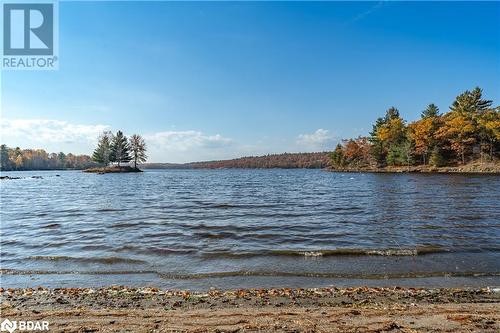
[408,104,441,165]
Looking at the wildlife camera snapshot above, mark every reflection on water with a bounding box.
[1,169,499,289]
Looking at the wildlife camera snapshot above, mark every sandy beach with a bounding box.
[1,286,499,332]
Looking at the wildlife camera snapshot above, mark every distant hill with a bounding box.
[141,152,332,169]
[140,162,189,169]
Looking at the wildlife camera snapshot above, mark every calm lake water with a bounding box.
[1,169,499,289]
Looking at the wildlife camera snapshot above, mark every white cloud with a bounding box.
[144,130,235,162]
[0,118,235,162]
[296,129,335,149]
[0,118,109,144]
[145,130,232,151]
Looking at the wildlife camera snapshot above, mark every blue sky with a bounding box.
[2,1,499,163]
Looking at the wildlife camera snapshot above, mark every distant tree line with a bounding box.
[0,145,97,171]
[92,130,147,168]
[183,152,332,169]
[331,87,500,169]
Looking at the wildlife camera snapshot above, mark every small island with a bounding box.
[83,165,142,173]
[84,130,147,173]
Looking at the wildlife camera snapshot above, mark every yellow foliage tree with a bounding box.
[376,117,406,146]
[477,108,500,160]
[435,112,476,164]
[408,117,435,164]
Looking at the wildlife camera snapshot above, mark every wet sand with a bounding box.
[1,286,499,332]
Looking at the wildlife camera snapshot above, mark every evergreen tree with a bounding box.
[421,104,440,118]
[387,139,414,167]
[369,117,386,167]
[129,134,147,169]
[440,87,493,164]
[110,130,131,166]
[92,131,113,165]
[58,152,66,169]
[384,106,400,122]
[371,108,406,166]
[450,87,492,115]
[13,147,23,170]
[429,146,446,167]
[330,144,345,168]
[470,87,493,112]
[0,144,11,171]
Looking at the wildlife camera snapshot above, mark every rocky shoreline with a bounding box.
[328,162,500,174]
[83,166,143,174]
[0,175,53,180]
[1,286,499,332]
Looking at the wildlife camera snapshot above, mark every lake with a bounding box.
[1,169,499,290]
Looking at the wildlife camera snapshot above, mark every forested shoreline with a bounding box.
[0,145,98,171]
[143,152,332,169]
[330,87,499,171]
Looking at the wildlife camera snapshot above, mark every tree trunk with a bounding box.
[480,138,484,164]
[490,141,494,161]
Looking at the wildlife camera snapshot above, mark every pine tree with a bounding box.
[129,134,147,169]
[440,87,493,164]
[421,104,440,119]
[369,117,386,167]
[57,152,66,169]
[384,107,400,122]
[429,146,445,167]
[450,87,492,115]
[92,132,112,166]
[330,144,345,168]
[0,144,11,171]
[110,130,131,166]
[386,139,414,167]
